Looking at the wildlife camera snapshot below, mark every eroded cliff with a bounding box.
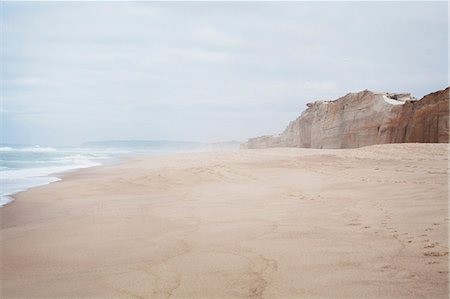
[242,87,449,149]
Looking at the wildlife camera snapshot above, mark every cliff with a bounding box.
[242,87,449,149]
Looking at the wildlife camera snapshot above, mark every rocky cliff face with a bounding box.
[242,87,449,149]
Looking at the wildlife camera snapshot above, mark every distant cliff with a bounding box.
[242,87,449,149]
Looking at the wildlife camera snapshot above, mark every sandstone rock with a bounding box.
[404,87,449,143]
[242,87,449,149]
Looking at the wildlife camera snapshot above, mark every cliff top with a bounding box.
[306,89,418,108]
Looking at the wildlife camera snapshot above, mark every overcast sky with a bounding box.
[2,1,448,146]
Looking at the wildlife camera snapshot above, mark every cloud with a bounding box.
[2,1,448,146]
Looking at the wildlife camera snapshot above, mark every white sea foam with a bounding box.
[0,176,61,207]
[0,196,13,206]
[0,149,105,207]
[24,146,57,152]
[1,162,98,180]
[54,154,108,164]
[0,144,137,207]
[0,155,108,165]
[0,145,57,152]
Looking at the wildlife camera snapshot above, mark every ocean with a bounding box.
[0,145,131,207]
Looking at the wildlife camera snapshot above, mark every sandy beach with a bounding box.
[1,144,448,298]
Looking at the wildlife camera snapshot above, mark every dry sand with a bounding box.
[1,144,448,298]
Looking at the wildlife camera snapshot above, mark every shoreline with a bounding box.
[2,152,139,208]
[3,149,231,207]
[2,159,107,208]
[1,144,448,298]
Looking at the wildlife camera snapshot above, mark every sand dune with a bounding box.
[1,144,448,298]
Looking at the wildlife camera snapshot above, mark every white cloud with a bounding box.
[2,1,448,146]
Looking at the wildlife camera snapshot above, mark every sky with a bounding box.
[1,1,448,146]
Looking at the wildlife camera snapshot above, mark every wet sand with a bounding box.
[1,144,448,298]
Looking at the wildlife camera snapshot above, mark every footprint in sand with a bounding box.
[424,242,439,249]
[423,251,449,257]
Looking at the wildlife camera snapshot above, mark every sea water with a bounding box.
[0,145,129,207]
